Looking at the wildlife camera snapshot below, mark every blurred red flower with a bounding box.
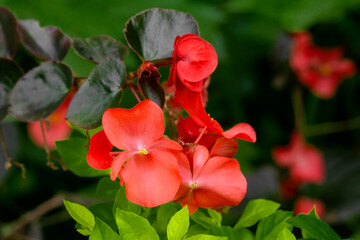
[27,93,73,149]
[87,100,183,207]
[174,145,247,214]
[290,32,356,98]
[272,131,325,185]
[293,196,325,219]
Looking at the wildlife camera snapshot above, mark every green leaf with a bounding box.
[138,70,165,108]
[89,218,121,240]
[63,199,95,235]
[287,214,341,240]
[207,209,222,226]
[277,228,296,240]
[89,203,118,232]
[191,209,221,229]
[156,201,180,234]
[0,59,23,121]
[9,61,73,121]
[186,234,228,240]
[234,199,280,229]
[66,58,125,129]
[167,206,189,240]
[115,208,159,240]
[55,136,109,177]
[96,177,120,200]
[124,8,199,61]
[68,122,103,138]
[73,36,129,63]
[112,187,141,217]
[0,7,19,59]
[208,226,254,240]
[17,20,71,61]
[255,211,293,240]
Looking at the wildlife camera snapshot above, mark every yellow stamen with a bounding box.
[207,113,214,121]
[190,182,197,191]
[138,148,148,155]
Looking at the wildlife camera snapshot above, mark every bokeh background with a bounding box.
[1,0,360,239]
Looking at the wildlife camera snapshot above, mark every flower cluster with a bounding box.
[290,32,356,99]
[87,34,256,212]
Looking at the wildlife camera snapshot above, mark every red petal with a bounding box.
[149,138,182,151]
[222,123,256,143]
[86,130,114,170]
[209,137,238,158]
[176,34,218,83]
[102,100,164,151]
[293,197,326,218]
[192,145,209,180]
[173,152,193,201]
[110,151,133,181]
[121,149,182,207]
[193,156,247,209]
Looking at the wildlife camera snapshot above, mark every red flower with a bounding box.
[272,131,325,185]
[27,93,73,149]
[174,145,247,214]
[290,32,356,98]
[167,34,217,93]
[177,115,256,150]
[293,196,325,219]
[86,100,183,207]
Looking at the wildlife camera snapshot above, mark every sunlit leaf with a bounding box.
[125,8,199,61]
[63,199,95,235]
[66,58,125,129]
[167,206,189,240]
[255,211,293,240]
[9,61,73,121]
[17,20,71,60]
[89,218,121,240]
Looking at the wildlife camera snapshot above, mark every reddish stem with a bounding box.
[194,126,208,144]
[128,84,142,103]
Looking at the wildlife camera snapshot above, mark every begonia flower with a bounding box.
[272,131,325,185]
[174,145,247,214]
[86,100,183,207]
[290,32,356,98]
[293,196,325,219]
[27,93,73,149]
[177,115,256,150]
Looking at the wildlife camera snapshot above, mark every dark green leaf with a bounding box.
[0,7,19,59]
[186,234,228,240]
[89,203,117,232]
[234,199,280,229]
[96,177,120,200]
[63,199,95,235]
[112,187,141,217]
[66,58,125,129]
[0,58,23,121]
[115,208,159,240]
[155,202,180,234]
[17,20,71,61]
[287,214,341,240]
[167,206,189,240]
[277,228,296,240]
[9,61,73,121]
[138,69,165,108]
[89,218,121,240]
[124,8,199,61]
[255,211,293,240]
[55,136,109,177]
[73,36,129,63]
[208,226,254,240]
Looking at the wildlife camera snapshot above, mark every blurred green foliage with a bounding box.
[1,0,360,239]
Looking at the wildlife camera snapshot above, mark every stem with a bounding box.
[128,84,142,103]
[39,121,58,170]
[194,126,208,144]
[164,106,179,140]
[304,116,360,137]
[0,126,26,180]
[151,57,173,68]
[292,85,305,131]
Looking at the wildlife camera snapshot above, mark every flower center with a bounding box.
[318,64,332,76]
[190,182,197,191]
[138,148,149,155]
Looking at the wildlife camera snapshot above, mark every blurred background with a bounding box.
[1,0,360,239]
